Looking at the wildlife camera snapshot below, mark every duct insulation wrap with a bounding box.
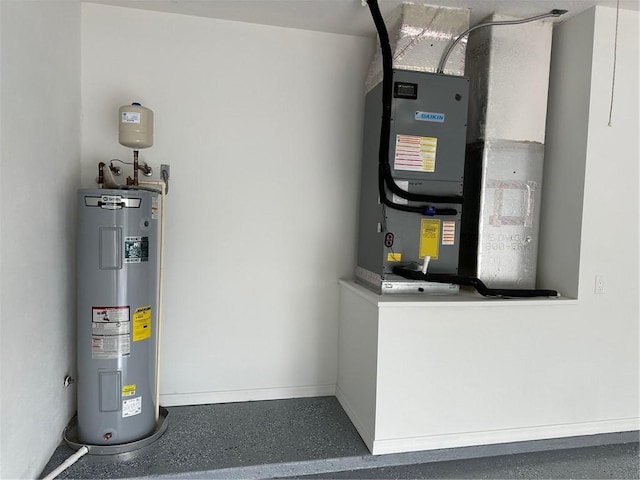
[460,141,544,289]
[366,3,470,92]
[465,14,554,144]
[77,188,160,445]
[459,14,554,289]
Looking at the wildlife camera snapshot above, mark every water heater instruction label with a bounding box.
[92,306,131,359]
[394,134,437,173]
[122,396,142,418]
[132,306,152,342]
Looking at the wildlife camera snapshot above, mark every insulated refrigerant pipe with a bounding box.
[138,179,167,423]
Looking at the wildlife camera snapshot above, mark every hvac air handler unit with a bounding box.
[357,0,559,298]
[356,69,469,294]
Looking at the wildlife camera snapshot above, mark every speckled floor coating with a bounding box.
[41,397,368,479]
[293,443,640,479]
[40,396,639,479]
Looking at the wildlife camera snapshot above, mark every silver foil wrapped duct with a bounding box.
[366,3,470,92]
[460,14,554,289]
[461,140,544,289]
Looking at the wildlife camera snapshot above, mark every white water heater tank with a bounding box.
[119,103,153,149]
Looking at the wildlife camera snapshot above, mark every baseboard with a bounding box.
[335,385,375,452]
[160,384,336,406]
[371,417,640,455]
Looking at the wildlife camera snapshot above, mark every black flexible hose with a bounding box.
[367,0,462,208]
[378,166,458,216]
[392,266,559,298]
[381,164,464,204]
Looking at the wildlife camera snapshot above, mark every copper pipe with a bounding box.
[126,150,140,186]
[133,150,139,186]
[98,162,106,187]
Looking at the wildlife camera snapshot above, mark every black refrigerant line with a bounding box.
[366,0,559,298]
[378,165,458,216]
[392,266,559,298]
[366,0,461,217]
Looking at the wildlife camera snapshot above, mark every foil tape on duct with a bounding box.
[366,3,470,92]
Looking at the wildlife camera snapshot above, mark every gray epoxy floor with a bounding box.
[40,396,639,479]
[294,443,640,479]
[41,397,368,479]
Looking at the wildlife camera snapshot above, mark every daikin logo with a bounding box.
[415,111,445,123]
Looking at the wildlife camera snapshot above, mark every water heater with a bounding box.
[76,188,160,445]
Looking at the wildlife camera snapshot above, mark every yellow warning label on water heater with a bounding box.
[132,306,152,342]
[419,219,440,259]
[122,384,136,397]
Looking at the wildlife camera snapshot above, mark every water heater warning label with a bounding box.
[92,306,131,359]
[125,236,149,263]
[132,306,152,342]
[122,384,136,397]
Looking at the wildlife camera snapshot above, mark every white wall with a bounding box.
[537,4,639,426]
[81,3,374,405]
[537,8,593,298]
[0,1,81,478]
[582,6,639,301]
[541,5,639,303]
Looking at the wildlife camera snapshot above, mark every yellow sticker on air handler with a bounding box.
[419,219,440,259]
[387,252,402,262]
[132,306,152,342]
[122,384,136,397]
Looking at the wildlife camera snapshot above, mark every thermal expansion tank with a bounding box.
[77,188,160,445]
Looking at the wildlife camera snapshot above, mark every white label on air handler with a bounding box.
[394,134,437,173]
[121,111,141,124]
[415,111,445,123]
[392,180,409,205]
